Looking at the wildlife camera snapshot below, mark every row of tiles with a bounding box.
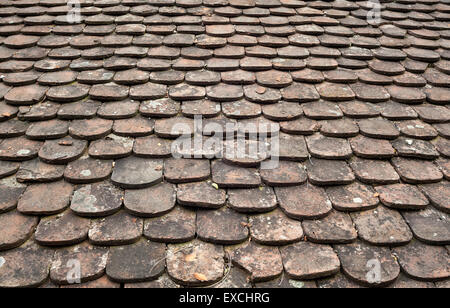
[1,162,449,214]
[1,193,449,248]
[0,98,449,124]
[0,2,449,22]
[1,237,449,288]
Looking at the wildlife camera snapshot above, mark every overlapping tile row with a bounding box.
[0,0,449,288]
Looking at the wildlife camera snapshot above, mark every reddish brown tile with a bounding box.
[281,241,340,279]
[88,210,143,246]
[144,206,196,243]
[106,239,165,283]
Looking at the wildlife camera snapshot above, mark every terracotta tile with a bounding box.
[392,157,443,184]
[167,240,224,286]
[50,243,108,285]
[88,210,143,246]
[335,241,400,287]
[18,181,73,215]
[358,117,400,140]
[71,182,123,218]
[89,135,133,159]
[35,210,90,246]
[144,206,196,243]
[276,184,332,219]
[0,210,38,251]
[352,206,413,246]
[197,206,248,244]
[0,241,53,288]
[212,160,261,188]
[16,158,64,183]
[303,209,357,244]
[326,182,379,212]
[306,133,352,159]
[111,156,163,189]
[231,241,283,282]
[98,100,139,120]
[349,135,395,159]
[250,208,303,245]
[0,161,20,180]
[350,157,399,184]
[177,181,226,208]
[376,183,429,210]
[306,158,355,186]
[106,239,165,283]
[394,240,450,281]
[164,158,210,183]
[46,84,90,103]
[419,182,450,213]
[124,182,176,217]
[402,208,449,245]
[38,136,87,164]
[281,241,340,279]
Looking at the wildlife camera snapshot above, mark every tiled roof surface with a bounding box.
[0,0,449,288]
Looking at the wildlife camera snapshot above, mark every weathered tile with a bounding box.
[106,239,165,283]
[230,241,283,282]
[164,158,210,183]
[69,118,113,141]
[111,156,163,189]
[306,158,355,186]
[335,241,400,287]
[38,136,87,164]
[50,243,109,285]
[0,161,20,180]
[177,181,226,208]
[0,210,38,251]
[64,157,112,184]
[349,135,395,159]
[392,137,439,160]
[35,210,90,246]
[396,119,438,140]
[17,181,73,215]
[212,160,261,188]
[393,240,450,281]
[144,206,196,243]
[391,157,443,184]
[352,206,413,246]
[249,208,303,246]
[281,242,340,279]
[350,157,399,185]
[260,160,307,186]
[303,210,357,244]
[124,182,175,217]
[197,207,248,244]
[88,210,143,246]
[402,208,450,245]
[133,135,173,158]
[376,183,429,210]
[0,241,53,288]
[326,182,379,212]
[306,133,352,159]
[167,240,224,286]
[16,158,64,183]
[317,272,362,288]
[0,136,42,161]
[71,182,123,217]
[388,273,435,289]
[276,184,332,220]
[89,135,133,160]
[4,84,47,105]
[420,182,450,213]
